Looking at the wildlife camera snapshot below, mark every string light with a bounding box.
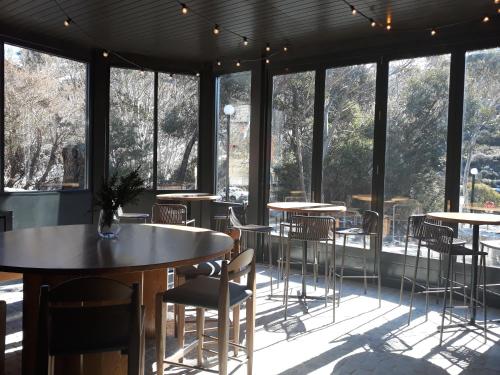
[181,3,188,14]
[196,72,200,77]
[386,23,392,31]
[482,16,490,23]
[236,60,241,67]
[495,0,499,4]
[102,50,109,58]
[431,29,437,36]
[243,37,248,46]
[351,5,357,15]
[213,24,220,34]
[63,18,71,27]
[266,43,271,52]
[265,58,270,64]
[370,18,376,27]
[217,59,222,66]
[283,45,288,52]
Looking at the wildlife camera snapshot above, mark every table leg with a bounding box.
[470,224,479,324]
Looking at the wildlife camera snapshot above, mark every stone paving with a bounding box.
[2,266,500,374]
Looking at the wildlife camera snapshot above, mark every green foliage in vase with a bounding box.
[94,168,145,225]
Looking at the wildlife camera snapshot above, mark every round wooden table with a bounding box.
[156,193,220,227]
[267,202,346,302]
[427,212,500,324]
[0,224,233,375]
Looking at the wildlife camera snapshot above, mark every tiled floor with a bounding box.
[2,266,500,374]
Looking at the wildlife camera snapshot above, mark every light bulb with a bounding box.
[265,58,270,64]
[431,29,437,36]
[181,3,188,14]
[102,50,109,58]
[217,59,222,66]
[266,43,271,52]
[386,23,392,31]
[482,16,490,23]
[243,37,248,46]
[370,18,376,27]
[351,6,357,15]
[236,60,241,67]
[196,72,200,77]
[64,18,71,27]
[283,45,288,52]
[213,24,220,35]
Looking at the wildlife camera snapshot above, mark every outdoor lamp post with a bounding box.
[223,104,235,202]
[470,167,478,210]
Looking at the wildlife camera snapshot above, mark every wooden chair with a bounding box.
[156,248,256,375]
[151,203,195,226]
[37,277,145,375]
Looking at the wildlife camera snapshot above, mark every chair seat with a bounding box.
[162,276,252,309]
[236,224,273,233]
[450,245,487,256]
[336,227,370,236]
[452,238,466,246]
[481,239,500,251]
[176,260,222,279]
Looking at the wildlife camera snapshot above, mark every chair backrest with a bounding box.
[407,214,426,239]
[37,277,141,374]
[362,210,379,234]
[288,215,335,242]
[152,203,188,225]
[420,221,454,255]
[228,206,247,228]
[211,202,244,232]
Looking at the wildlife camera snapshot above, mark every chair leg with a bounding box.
[232,305,240,356]
[425,247,431,321]
[449,257,455,323]
[440,254,453,346]
[48,356,54,375]
[155,293,166,375]
[284,240,291,318]
[268,232,273,296]
[463,255,468,320]
[331,240,336,322]
[246,296,256,375]
[178,304,185,363]
[313,241,318,291]
[324,242,329,307]
[408,245,421,325]
[376,236,381,308]
[196,308,205,366]
[399,232,410,305]
[481,254,487,343]
[218,304,229,375]
[338,235,347,307]
[362,235,367,295]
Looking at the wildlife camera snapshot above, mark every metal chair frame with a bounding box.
[334,210,381,307]
[283,215,336,322]
[406,221,487,345]
[151,203,195,226]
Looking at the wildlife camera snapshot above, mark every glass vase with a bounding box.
[97,209,121,239]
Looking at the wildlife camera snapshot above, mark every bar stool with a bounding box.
[400,214,467,307]
[335,210,381,307]
[284,215,336,321]
[156,249,256,375]
[151,203,195,226]
[228,206,274,295]
[407,221,487,344]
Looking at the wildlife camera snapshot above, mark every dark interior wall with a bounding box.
[0,192,93,229]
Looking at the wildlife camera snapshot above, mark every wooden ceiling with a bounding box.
[0,0,498,64]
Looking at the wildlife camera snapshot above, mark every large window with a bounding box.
[322,63,376,210]
[4,44,88,191]
[270,71,315,206]
[460,48,500,262]
[216,71,251,203]
[109,68,154,187]
[157,73,199,190]
[384,54,451,252]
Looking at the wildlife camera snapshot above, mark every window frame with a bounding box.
[107,64,201,192]
[1,40,91,194]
